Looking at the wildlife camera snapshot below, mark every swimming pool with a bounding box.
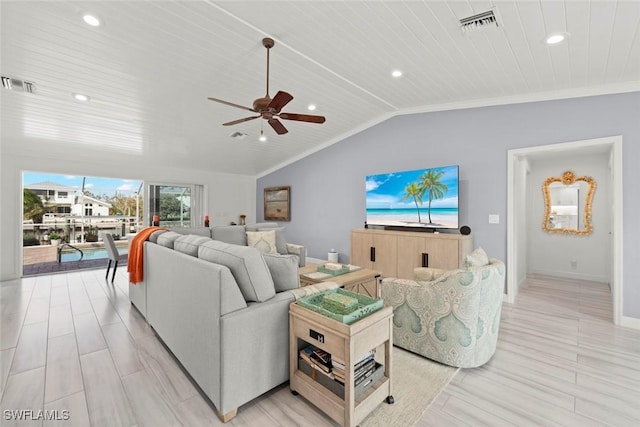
[60,246,128,262]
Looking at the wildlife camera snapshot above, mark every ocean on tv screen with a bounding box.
[365,165,459,229]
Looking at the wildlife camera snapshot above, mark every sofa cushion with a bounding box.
[156,231,182,249]
[212,225,247,246]
[246,230,278,254]
[198,240,275,302]
[148,230,167,243]
[245,222,278,232]
[465,247,490,267]
[174,235,212,257]
[257,226,287,255]
[172,227,212,238]
[262,253,300,292]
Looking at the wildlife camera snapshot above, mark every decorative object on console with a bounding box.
[460,225,471,235]
[542,170,596,235]
[152,214,159,226]
[239,214,246,225]
[204,215,210,227]
[264,186,290,221]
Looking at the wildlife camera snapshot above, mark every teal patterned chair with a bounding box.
[380,256,505,368]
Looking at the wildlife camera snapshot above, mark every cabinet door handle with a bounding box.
[422,253,429,268]
[370,247,376,262]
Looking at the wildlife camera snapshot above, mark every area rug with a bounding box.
[360,347,459,427]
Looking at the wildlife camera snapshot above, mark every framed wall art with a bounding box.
[264,186,290,221]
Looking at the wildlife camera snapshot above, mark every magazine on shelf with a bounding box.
[355,364,377,387]
[332,348,375,369]
[354,353,375,371]
[300,345,331,373]
[354,359,376,378]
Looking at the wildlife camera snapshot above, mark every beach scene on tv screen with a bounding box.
[366,165,459,229]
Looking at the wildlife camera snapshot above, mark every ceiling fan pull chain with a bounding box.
[265,41,270,97]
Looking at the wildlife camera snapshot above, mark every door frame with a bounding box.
[506,135,623,324]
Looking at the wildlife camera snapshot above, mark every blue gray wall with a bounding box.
[257,92,640,319]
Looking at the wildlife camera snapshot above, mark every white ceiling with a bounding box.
[1,1,639,176]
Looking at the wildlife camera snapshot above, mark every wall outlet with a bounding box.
[570,259,578,270]
[489,214,500,224]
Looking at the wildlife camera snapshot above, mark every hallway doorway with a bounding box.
[507,136,623,324]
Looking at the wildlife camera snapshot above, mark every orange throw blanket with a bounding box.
[128,227,167,284]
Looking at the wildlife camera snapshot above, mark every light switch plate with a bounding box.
[489,214,500,224]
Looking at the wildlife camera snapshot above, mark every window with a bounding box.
[148,184,205,228]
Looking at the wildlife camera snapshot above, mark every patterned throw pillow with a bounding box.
[246,230,278,254]
[465,247,490,267]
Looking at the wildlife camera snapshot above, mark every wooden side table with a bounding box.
[299,264,381,297]
[289,302,394,427]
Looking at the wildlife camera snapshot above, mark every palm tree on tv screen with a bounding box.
[420,169,448,224]
[401,182,424,223]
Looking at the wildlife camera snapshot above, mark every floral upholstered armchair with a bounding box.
[380,249,505,368]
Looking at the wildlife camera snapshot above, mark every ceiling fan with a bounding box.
[208,37,326,136]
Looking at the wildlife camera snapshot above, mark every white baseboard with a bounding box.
[529,269,608,283]
[621,316,640,330]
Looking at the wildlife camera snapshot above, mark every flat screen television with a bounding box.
[366,165,459,230]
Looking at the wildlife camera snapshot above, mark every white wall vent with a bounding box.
[2,76,35,93]
[459,9,501,33]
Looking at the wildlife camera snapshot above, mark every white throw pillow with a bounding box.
[465,247,490,267]
[246,230,278,254]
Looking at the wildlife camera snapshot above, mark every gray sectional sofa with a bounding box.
[128,225,324,422]
[170,222,306,267]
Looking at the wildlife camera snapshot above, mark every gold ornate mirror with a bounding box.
[542,171,596,235]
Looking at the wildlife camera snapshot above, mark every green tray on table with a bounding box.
[296,288,383,324]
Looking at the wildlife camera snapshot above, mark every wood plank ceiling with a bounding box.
[1,1,639,176]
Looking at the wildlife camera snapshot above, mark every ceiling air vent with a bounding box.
[229,131,247,139]
[459,9,501,33]
[2,76,35,93]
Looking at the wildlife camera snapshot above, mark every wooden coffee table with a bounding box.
[299,264,381,297]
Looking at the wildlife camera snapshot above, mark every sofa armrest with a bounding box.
[286,243,306,267]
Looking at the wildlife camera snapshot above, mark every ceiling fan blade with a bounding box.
[279,112,326,124]
[208,97,256,113]
[223,116,260,126]
[268,118,288,135]
[267,91,293,112]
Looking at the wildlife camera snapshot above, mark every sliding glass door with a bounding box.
[147,184,205,228]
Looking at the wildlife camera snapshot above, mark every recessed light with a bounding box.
[73,93,90,102]
[391,70,403,78]
[545,32,569,45]
[82,14,101,27]
[307,104,317,111]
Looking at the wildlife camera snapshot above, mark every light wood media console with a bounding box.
[350,228,473,280]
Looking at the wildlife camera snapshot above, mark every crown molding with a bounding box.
[256,83,640,178]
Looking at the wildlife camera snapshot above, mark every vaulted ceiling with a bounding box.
[2,1,639,176]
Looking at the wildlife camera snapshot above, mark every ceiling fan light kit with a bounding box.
[208,37,326,137]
